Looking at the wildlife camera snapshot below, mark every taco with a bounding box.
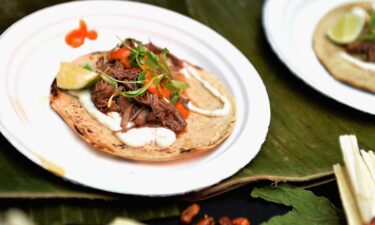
[50,39,236,162]
[313,2,375,93]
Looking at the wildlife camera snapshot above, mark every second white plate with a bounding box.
[263,0,375,115]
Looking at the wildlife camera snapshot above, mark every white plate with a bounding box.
[0,1,270,196]
[263,0,375,115]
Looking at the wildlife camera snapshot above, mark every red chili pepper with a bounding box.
[107,47,131,68]
[144,71,172,98]
[145,71,158,94]
[176,100,189,119]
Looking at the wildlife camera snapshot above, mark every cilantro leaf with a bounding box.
[100,73,118,89]
[359,12,375,40]
[251,185,344,225]
[160,48,169,55]
[138,71,147,82]
[170,80,189,89]
[359,32,375,41]
[83,63,93,71]
[170,94,179,104]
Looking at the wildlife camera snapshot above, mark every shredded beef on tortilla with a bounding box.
[91,45,187,133]
[346,40,375,62]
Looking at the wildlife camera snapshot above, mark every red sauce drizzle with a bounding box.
[65,20,98,48]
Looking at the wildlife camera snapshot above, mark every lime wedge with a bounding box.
[326,12,365,44]
[56,62,98,90]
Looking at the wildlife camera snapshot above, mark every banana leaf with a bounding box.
[0,199,180,225]
[1,0,375,204]
[250,185,344,225]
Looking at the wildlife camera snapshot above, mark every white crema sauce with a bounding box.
[340,52,375,72]
[180,65,231,117]
[351,6,368,19]
[71,90,176,148]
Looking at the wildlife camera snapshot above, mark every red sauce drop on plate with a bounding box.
[65,19,97,48]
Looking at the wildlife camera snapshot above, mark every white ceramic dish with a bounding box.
[263,0,375,115]
[0,1,270,196]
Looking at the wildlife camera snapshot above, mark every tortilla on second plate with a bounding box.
[313,3,375,94]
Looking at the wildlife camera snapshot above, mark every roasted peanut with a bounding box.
[180,203,200,224]
[232,217,250,225]
[196,215,215,225]
[218,216,233,225]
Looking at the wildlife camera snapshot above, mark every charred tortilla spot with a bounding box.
[180,148,192,153]
[50,79,59,97]
[112,143,126,149]
[74,125,85,136]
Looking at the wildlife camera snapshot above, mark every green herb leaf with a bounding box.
[144,52,159,73]
[101,73,118,89]
[163,81,179,94]
[359,32,375,41]
[171,94,179,104]
[160,48,169,55]
[359,12,375,40]
[83,63,93,71]
[138,71,147,82]
[251,185,344,225]
[154,75,165,96]
[163,80,189,95]
[158,51,172,79]
[171,80,189,89]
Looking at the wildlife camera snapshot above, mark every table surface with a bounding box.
[1,0,370,224]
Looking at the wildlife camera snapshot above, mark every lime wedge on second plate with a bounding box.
[56,62,98,90]
[327,12,365,44]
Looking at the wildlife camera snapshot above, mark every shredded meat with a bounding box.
[96,56,106,73]
[133,108,149,126]
[91,80,116,113]
[120,103,134,131]
[134,92,187,132]
[90,48,188,133]
[346,40,375,62]
[108,61,142,81]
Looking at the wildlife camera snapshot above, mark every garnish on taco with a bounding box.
[313,2,375,93]
[50,38,236,161]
